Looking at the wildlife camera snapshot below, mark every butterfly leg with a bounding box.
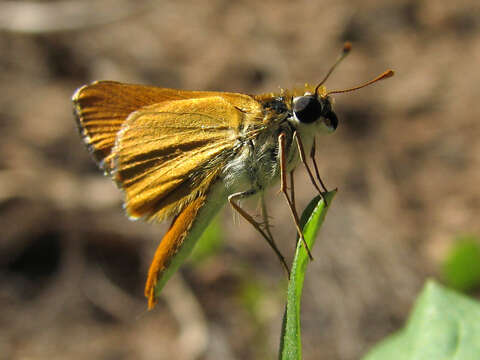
[260,195,275,242]
[292,131,329,206]
[289,169,297,216]
[310,138,329,193]
[228,191,290,276]
[278,133,314,260]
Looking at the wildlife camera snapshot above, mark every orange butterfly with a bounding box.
[73,43,393,309]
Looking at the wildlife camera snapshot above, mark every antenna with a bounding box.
[325,70,394,96]
[315,42,352,95]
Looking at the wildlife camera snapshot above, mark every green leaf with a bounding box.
[363,280,480,360]
[280,190,337,360]
[443,235,480,292]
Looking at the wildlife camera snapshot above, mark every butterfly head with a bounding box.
[290,42,394,134]
[292,93,337,133]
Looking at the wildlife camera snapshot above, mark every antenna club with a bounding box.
[383,69,395,78]
[343,41,352,54]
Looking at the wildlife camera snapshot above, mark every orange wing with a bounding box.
[110,96,250,221]
[73,81,264,221]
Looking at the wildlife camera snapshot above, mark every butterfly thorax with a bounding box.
[222,96,296,195]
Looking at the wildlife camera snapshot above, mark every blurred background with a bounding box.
[1,0,480,359]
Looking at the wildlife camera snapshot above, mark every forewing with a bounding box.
[109,96,260,221]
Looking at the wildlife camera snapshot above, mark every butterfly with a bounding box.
[73,42,393,309]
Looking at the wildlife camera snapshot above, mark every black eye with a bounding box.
[293,96,323,123]
[324,111,338,131]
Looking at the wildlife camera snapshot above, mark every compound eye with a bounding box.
[324,111,338,131]
[293,96,323,123]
